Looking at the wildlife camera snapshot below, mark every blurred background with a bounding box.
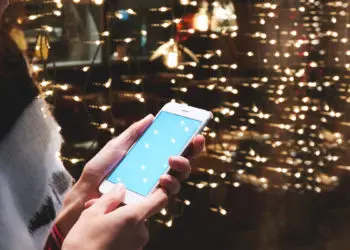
[3,0,350,249]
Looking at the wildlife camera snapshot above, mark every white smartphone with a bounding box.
[99,102,213,204]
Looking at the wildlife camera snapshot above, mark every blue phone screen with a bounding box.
[107,111,202,196]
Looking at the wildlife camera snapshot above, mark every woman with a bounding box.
[0,0,205,249]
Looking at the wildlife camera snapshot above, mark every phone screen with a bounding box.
[107,111,202,196]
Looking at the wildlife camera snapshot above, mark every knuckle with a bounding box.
[175,182,181,192]
[160,195,169,208]
[124,213,139,227]
[126,123,140,142]
[137,224,149,246]
[81,207,95,218]
[105,138,127,157]
[104,193,117,202]
[106,137,120,149]
[174,157,190,168]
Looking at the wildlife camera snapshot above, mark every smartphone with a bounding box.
[99,102,213,204]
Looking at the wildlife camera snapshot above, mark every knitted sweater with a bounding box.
[0,31,72,249]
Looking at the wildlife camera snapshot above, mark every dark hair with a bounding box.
[0,29,39,142]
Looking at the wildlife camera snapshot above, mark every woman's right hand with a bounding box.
[62,184,168,250]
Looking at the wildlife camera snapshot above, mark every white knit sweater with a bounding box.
[0,98,72,250]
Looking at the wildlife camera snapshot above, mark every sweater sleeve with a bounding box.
[44,225,64,250]
[0,174,37,250]
[0,98,73,250]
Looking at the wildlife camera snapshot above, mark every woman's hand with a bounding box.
[56,114,205,237]
[63,184,168,250]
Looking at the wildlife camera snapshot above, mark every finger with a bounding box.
[159,175,181,195]
[116,114,154,150]
[92,184,126,214]
[135,223,149,248]
[85,199,98,209]
[183,135,205,160]
[84,114,154,183]
[169,156,191,181]
[132,188,168,221]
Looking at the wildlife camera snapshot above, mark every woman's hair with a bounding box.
[0,26,39,142]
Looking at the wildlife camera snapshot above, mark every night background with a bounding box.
[3,0,350,249]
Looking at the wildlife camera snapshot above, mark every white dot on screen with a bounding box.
[143,178,148,183]
[145,143,149,149]
[171,139,176,144]
[154,130,159,135]
[185,127,189,132]
[180,121,185,126]
[117,178,121,182]
[141,165,146,170]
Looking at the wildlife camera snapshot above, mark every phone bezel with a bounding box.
[99,102,213,204]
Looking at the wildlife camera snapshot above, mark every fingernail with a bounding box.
[169,156,175,164]
[144,114,153,120]
[169,156,180,165]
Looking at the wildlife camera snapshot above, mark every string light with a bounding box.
[20,0,350,228]
[194,1,209,32]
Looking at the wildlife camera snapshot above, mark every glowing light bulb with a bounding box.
[180,0,190,4]
[60,84,68,91]
[184,200,191,205]
[194,12,209,32]
[233,182,240,187]
[70,158,80,164]
[219,208,227,215]
[160,209,167,215]
[165,220,173,227]
[53,10,62,16]
[165,49,179,69]
[93,0,104,5]
[29,15,38,20]
[73,96,81,102]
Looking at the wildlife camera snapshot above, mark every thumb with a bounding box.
[116,114,154,150]
[92,184,126,214]
[85,198,98,209]
[83,114,154,183]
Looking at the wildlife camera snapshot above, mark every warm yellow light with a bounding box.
[180,0,190,5]
[165,51,179,69]
[219,208,227,215]
[184,200,191,205]
[194,12,209,32]
[82,66,90,72]
[73,96,81,102]
[93,0,104,5]
[160,209,167,215]
[165,220,173,227]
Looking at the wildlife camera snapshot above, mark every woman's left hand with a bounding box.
[56,114,205,237]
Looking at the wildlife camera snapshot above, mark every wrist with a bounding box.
[55,180,90,237]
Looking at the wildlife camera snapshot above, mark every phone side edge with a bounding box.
[144,110,213,197]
